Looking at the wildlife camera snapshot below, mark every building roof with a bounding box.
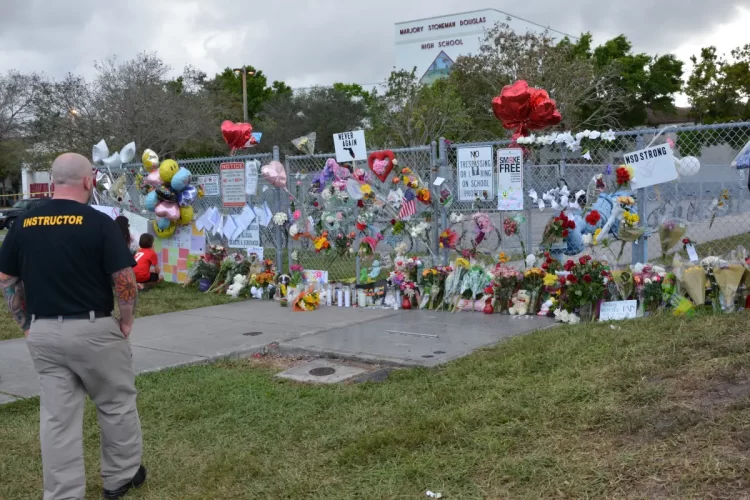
[646,107,693,126]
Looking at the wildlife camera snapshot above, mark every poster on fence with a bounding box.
[497,148,523,211]
[245,160,259,196]
[228,219,260,249]
[197,175,220,197]
[333,130,367,163]
[624,144,678,190]
[149,223,206,284]
[220,162,246,207]
[457,146,494,202]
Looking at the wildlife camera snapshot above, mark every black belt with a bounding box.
[34,311,111,321]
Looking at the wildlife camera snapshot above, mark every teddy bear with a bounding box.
[509,290,531,316]
[226,274,248,299]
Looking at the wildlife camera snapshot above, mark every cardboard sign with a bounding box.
[197,175,220,197]
[457,146,494,201]
[624,144,678,190]
[220,162,246,207]
[599,300,638,321]
[497,148,523,211]
[333,130,367,163]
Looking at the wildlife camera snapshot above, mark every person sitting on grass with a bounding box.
[133,234,162,290]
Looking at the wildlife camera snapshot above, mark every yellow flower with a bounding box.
[455,258,470,269]
[617,196,635,206]
[543,274,559,287]
[360,184,372,195]
[593,228,602,245]
[498,252,509,264]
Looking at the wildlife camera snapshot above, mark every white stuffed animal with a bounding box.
[249,286,263,299]
[509,290,531,316]
[227,274,248,298]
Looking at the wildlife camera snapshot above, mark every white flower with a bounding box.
[325,215,335,224]
[583,130,592,138]
[291,250,298,261]
[601,130,616,141]
[555,132,573,144]
[645,278,653,285]
[394,242,409,256]
[589,130,601,140]
[449,212,465,224]
[631,263,645,274]
[272,212,288,225]
[568,314,581,325]
[337,190,349,200]
[652,265,666,275]
[535,135,546,145]
[321,189,332,201]
[582,234,593,246]
[566,139,582,152]
[575,132,586,142]
[526,255,536,267]
[349,248,355,254]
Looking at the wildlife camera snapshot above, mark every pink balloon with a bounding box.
[261,161,287,188]
[144,170,163,187]
[155,201,180,221]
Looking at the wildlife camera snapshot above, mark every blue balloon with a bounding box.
[171,167,192,192]
[156,217,171,230]
[178,185,198,206]
[145,190,158,212]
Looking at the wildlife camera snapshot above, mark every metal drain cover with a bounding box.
[309,367,336,376]
[243,332,263,336]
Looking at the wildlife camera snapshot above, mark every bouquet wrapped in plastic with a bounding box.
[292,286,321,312]
[673,255,706,307]
[658,218,688,260]
[712,256,745,312]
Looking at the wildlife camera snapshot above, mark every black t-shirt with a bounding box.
[0,199,136,316]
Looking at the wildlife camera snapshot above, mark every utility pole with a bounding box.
[233,67,255,123]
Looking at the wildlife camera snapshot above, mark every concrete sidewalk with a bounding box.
[0,301,554,404]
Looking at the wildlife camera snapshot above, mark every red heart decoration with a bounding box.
[367,150,396,183]
[221,120,252,150]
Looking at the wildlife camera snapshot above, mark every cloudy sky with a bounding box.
[1,0,748,98]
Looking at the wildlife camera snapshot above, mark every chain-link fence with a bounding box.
[95,121,750,281]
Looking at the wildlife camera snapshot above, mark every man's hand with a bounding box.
[119,320,132,339]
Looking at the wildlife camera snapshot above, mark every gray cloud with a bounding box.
[0,0,745,85]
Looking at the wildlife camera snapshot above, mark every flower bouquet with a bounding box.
[421,266,452,310]
[456,265,490,312]
[491,264,522,314]
[292,286,321,312]
[673,255,706,307]
[658,218,688,260]
[559,255,607,321]
[712,258,745,312]
[522,267,546,314]
[616,210,645,263]
[443,258,470,309]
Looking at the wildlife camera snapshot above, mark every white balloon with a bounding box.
[677,156,701,177]
[102,152,122,170]
[92,139,109,164]
[119,142,136,164]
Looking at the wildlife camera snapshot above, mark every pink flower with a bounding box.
[293,210,301,221]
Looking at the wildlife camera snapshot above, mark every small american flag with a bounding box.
[399,199,416,220]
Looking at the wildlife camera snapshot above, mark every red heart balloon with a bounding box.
[492,80,561,141]
[367,150,396,183]
[221,120,252,150]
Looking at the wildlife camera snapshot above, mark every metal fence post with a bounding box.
[633,133,647,265]
[430,140,440,260]
[438,138,449,265]
[273,146,284,271]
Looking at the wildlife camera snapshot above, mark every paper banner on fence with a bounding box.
[223,216,237,241]
[234,204,256,234]
[245,160,259,196]
[123,210,149,244]
[303,270,329,285]
[229,218,260,249]
[262,201,273,227]
[214,215,225,237]
[150,223,206,284]
[195,208,213,231]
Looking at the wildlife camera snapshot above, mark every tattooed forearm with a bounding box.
[0,272,30,332]
[112,267,138,325]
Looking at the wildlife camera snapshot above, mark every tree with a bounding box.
[448,24,628,140]
[256,86,368,155]
[0,71,42,177]
[368,69,471,147]
[207,65,292,122]
[686,44,750,123]
[588,35,684,127]
[31,53,229,163]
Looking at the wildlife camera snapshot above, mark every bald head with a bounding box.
[51,153,92,186]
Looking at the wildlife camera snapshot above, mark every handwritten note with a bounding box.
[599,300,638,321]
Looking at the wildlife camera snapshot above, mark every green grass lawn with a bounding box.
[0,282,241,341]
[2,312,750,499]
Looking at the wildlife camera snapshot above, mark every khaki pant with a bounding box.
[26,315,142,500]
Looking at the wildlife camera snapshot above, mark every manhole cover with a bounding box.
[309,367,336,376]
[243,332,263,336]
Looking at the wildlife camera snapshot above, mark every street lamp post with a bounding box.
[233,67,255,123]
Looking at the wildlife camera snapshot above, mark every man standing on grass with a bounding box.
[0,153,146,500]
